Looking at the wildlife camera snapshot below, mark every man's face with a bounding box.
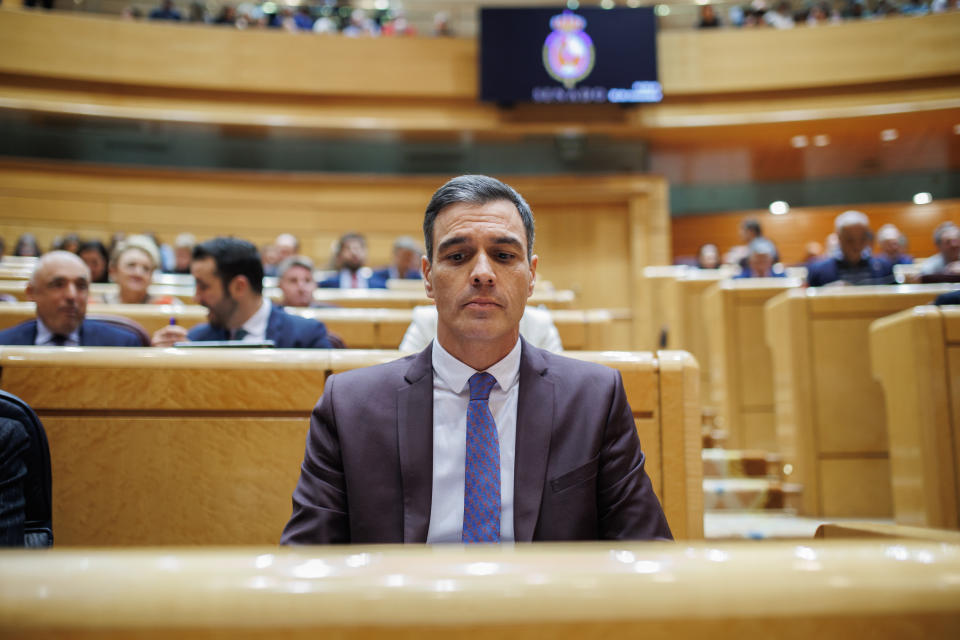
[279,264,316,308]
[838,224,870,263]
[748,251,774,276]
[191,256,238,329]
[79,248,107,282]
[174,246,192,271]
[940,227,960,264]
[27,254,90,335]
[423,199,537,357]
[394,247,419,276]
[338,238,367,272]
[111,248,153,300]
[275,238,297,263]
[878,235,901,257]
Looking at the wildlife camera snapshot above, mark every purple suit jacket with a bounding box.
[281,339,671,544]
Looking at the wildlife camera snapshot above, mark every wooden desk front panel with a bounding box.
[765,285,956,518]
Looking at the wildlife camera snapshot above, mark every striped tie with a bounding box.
[463,372,500,543]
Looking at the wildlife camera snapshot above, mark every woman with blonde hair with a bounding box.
[101,235,182,306]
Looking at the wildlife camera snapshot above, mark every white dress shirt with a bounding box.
[35,318,80,346]
[233,299,271,342]
[426,337,521,543]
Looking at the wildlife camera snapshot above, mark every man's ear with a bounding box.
[25,282,36,303]
[421,255,434,300]
[228,275,249,298]
[527,254,538,296]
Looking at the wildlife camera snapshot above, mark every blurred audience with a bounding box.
[372,236,422,281]
[875,223,913,265]
[277,255,320,308]
[14,234,41,258]
[171,233,196,274]
[920,221,960,276]
[698,4,722,27]
[102,235,182,305]
[319,232,386,289]
[148,0,182,21]
[77,240,111,284]
[697,243,721,269]
[736,238,785,278]
[807,210,894,286]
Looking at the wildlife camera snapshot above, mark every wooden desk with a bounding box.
[2,539,958,639]
[0,347,701,544]
[871,305,960,530]
[704,278,802,450]
[0,303,615,350]
[764,285,956,518]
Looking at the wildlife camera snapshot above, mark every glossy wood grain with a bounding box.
[1,539,959,639]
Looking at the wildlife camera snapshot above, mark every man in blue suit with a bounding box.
[151,237,332,348]
[807,210,894,287]
[318,232,388,289]
[0,251,141,347]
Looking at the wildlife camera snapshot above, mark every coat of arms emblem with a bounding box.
[542,11,595,89]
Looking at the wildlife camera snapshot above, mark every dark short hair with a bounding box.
[193,237,264,295]
[934,221,959,247]
[423,175,535,262]
[741,218,762,237]
[335,232,366,254]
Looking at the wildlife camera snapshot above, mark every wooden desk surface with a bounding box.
[1,540,959,639]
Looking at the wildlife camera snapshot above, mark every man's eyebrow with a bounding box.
[437,236,469,254]
[491,236,524,250]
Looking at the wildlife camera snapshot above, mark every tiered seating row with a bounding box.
[0,346,703,545]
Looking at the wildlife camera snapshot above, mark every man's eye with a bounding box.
[448,253,464,262]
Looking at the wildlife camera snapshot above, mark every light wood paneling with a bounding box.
[704,278,800,450]
[764,284,957,517]
[0,162,667,349]
[871,305,960,530]
[0,346,701,544]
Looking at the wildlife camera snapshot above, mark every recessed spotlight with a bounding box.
[566,0,580,10]
[600,0,616,8]
[813,134,830,147]
[880,128,899,142]
[790,135,809,149]
[627,0,642,7]
[655,4,671,16]
[769,201,790,215]
[913,192,933,205]
[696,0,710,4]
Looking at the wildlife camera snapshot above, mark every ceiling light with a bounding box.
[913,192,932,205]
[566,0,580,9]
[627,0,642,6]
[813,134,830,147]
[880,128,899,142]
[769,201,790,215]
[655,4,671,16]
[790,135,809,148]
[600,0,616,8]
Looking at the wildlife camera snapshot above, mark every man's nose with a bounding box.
[64,283,77,299]
[470,252,495,285]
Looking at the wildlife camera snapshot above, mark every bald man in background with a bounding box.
[0,251,141,346]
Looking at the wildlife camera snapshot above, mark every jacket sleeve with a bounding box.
[281,375,350,544]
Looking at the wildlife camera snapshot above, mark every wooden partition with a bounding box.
[664,270,730,409]
[871,305,960,530]
[0,303,615,350]
[2,538,959,639]
[764,284,956,518]
[704,278,802,450]
[0,163,667,349]
[0,346,702,545]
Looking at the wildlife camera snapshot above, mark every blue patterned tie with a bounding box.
[463,372,500,543]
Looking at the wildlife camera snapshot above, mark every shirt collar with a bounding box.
[431,336,522,395]
[238,298,271,340]
[36,317,80,346]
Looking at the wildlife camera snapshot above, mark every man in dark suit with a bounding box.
[371,235,423,282]
[317,232,388,289]
[282,175,671,544]
[150,238,332,348]
[807,210,894,287]
[0,251,141,347]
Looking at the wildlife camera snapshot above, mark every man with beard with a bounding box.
[0,251,141,346]
[318,232,387,289]
[150,237,332,348]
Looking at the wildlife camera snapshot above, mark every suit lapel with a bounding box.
[397,345,434,542]
[513,339,554,542]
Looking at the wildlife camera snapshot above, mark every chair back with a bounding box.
[0,391,52,547]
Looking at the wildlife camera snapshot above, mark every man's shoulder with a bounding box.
[327,351,424,389]
[0,320,37,345]
[186,323,221,341]
[526,344,619,383]
[81,320,143,346]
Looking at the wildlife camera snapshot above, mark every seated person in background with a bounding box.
[319,232,387,289]
[77,240,110,283]
[281,174,670,545]
[13,234,41,258]
[148,0,182,20]
[876,224,913,265]
[735,238,785,278]
[801,241,824,265]
[0,252,141,346]
[52,233,81,254]
[399,304,563,353]
[920,222,960,276]
[807,210,894,287]
[278,255,322,308]
[151,237,333,348]
[274,233,299,267]
[725,218,780,268]
[373,235,423,281]
[934,289,960,306]
[696,243,720,269]
[100,235,182,306]
[169,233,196,274]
